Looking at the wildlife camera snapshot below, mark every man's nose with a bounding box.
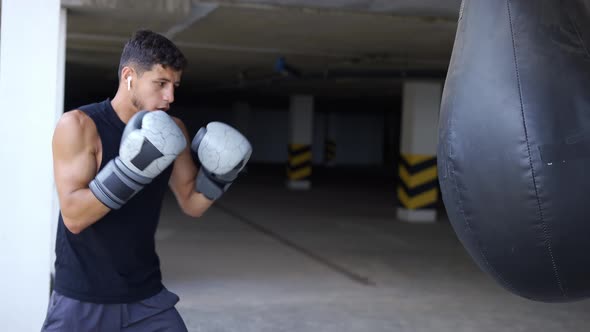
[164,87,175,104]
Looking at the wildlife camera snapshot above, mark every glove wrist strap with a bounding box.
[195,169,232,200]
[89,158,145,210]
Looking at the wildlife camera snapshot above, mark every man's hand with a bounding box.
[90,110,186,209]
[191,122,252,200]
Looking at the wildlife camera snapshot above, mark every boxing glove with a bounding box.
[90,110,187,209]
[191,122,252,200]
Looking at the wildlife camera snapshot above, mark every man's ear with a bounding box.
[121,67,134,82]
[121,67,136,91]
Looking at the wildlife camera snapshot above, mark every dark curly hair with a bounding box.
[118,30,187,79]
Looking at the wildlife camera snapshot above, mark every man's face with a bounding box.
[131,64,182,112]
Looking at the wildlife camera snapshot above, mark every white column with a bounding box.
[287,95,314,190]
[51,6,68,283]
[397,81,441,223]
[0,1,66,330]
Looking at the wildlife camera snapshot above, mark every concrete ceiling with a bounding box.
[63,0,461,98]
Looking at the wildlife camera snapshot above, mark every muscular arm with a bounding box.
[169,118,214,218]
[53,111,110,234]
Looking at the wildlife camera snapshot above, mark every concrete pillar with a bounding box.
[397,81,441,223]
[51,6,68,288]
[287,95,314,190]
[323,112,337,167]
[0,1,66,330]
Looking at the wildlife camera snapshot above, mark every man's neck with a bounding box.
[110,89,138,124]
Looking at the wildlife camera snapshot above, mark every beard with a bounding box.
[131,93,144,111]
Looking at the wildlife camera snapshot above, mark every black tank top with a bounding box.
[53,99,173,304]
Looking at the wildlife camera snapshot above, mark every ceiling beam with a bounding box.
[61,0,191,17]
[67,32,354,58]
[66,33,448,65]
[61,0,457,23]
[164,2,219,40]
[194,0,458,23]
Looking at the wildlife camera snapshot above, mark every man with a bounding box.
[42,30,251,331]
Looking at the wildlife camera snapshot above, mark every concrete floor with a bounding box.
[155,166,590,332]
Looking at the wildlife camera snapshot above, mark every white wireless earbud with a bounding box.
[127,76,132,91]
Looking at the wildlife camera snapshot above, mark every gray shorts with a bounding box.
[41,288,188,332]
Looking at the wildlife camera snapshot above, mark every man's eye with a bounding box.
[156,82,165,87]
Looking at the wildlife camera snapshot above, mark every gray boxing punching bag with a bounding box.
[438,0,590,302]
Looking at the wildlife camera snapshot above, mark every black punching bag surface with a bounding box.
[438,0,590,302]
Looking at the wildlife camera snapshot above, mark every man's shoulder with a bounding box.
[58,110,92,129]
[55,110,98,141]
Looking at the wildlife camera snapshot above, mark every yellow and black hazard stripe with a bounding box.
[397,154,438,209]
[324,139,336,163]
[287,143,312,181]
